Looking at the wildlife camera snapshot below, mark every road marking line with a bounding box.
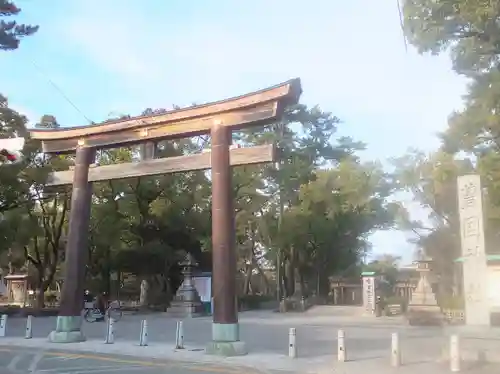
[44,355,82,361]
[72,366,155,374]
[0,348,246,374]
[39,364,145,373]
[28,351,44,372]
[7,353,24,371]
[44,352,232,372]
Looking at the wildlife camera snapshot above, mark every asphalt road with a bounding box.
[0,345,499,374]
[0,346,277,374]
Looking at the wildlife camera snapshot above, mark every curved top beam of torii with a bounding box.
[30,78,302,155]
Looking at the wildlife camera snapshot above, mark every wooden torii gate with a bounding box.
[30,78,302,355]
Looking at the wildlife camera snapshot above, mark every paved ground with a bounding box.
[0,346,273,374]
[0,306,499,373]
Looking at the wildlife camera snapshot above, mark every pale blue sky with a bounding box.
[2,0,467,262]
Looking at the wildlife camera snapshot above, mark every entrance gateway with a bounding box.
[29,79,302,356]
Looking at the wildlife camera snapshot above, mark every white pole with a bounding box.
[391,332,400,367]
[25,315,33,339]
[288,328,297,358]
[175,321,184,349]
[0,315,7,337]
[337,329,346,362]
[139,320,148,346]
[105,318,115,344]
[450,334,460,372]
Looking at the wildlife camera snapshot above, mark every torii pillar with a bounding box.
[205,123,246,355]
[49,144,94,342]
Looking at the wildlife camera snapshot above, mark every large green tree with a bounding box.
[403,0,500,75]
[402,0,500,279]
[392,150,475,293]
[235,105,394,298]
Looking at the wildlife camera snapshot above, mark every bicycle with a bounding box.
[83,300,123,323]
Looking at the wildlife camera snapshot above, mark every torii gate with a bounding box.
[29,79,302,356]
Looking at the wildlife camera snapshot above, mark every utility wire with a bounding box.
[11,3,95,125]
[396,0,408,53]
[30,60,94,124]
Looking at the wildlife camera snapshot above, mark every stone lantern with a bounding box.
[166,253,204,317]
[407,255,443,325]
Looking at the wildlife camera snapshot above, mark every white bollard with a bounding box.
[288,328,297,358]
[391,332,401,367]
[105,318,115,344]
[337,329,346,362]
[0,315,7,337]
[139,320,148,346]
[450,334,460,372]
[25,315,33,339]
[175,321,184,349]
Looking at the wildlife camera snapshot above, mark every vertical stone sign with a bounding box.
[362,273,376,314]
[457,175,490,326]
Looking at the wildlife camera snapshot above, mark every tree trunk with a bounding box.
[101,247,111,294]
[285,258,295,297]
[242,264,252,295]
[297,268,305,297]
[139,278,149,308]
[100,268,111,295]
[317,272,329,298]
[36,287,44,310]
[164,276,172,309]
[254,263,269,294]
[7,248,13,274]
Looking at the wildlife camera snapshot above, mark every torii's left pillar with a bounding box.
[49,144,95,343]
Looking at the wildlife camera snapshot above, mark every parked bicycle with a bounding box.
[83,299,123,323]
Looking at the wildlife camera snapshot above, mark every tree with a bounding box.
[399,0,500,299]
[402,0,500,75]
[0,0,42,273]
[282,160,396,296]
[85,110,212,306]
[0,0,38,51]
[20,190,69,308]
[364,254,401,293]
[236,105,368,297]
[0,105,71,308]
[6,117,69,308]
[0,99,399,308]
[392,150,475,294]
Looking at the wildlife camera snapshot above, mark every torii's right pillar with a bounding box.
[206,122,247,356]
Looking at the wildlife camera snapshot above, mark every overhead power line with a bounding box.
[396,0,408,53]
[30,60,94,124]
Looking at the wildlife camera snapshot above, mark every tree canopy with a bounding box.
[398,0,500,294]
[0,0,38,51]
[0,100,398,306]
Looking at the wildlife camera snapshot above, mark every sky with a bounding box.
[2,0,468,263]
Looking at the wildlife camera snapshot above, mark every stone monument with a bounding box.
[407,256,443,325]
[166,253,204,318]
[4,274,28,307]
[457,175,490,326]
[362,271,377,314]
